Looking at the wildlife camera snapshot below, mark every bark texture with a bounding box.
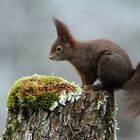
[3,89,117,140]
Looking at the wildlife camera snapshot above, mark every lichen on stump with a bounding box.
[2,75,117,140]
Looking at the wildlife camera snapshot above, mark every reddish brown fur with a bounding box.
[49,18,140,116]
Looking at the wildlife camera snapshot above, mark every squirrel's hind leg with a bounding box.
[97,51,133,90]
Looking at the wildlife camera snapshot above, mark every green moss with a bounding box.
[2,113,19,140]
[7,75,81,112]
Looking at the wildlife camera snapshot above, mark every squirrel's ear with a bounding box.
[53,17,72,43]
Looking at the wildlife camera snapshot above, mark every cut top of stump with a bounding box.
[7,75,82,112]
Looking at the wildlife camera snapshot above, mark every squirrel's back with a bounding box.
[86,39,131,62]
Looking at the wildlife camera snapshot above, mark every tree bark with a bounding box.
[2,88,117,140]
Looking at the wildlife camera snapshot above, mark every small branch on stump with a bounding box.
[2,75,118,140]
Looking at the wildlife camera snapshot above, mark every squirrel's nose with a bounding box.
[49,54,55,60]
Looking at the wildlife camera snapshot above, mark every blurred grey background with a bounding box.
[1,0,140,139]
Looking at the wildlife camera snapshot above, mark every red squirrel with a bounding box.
[49,18,140,116]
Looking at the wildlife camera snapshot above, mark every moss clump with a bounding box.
[7,75,82,112]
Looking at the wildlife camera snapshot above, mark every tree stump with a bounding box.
[2,75,117,140]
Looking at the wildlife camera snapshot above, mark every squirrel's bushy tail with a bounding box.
[123,63,140,117]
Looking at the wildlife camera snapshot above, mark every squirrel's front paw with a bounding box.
[83,84,94,91]
[83,84,105,91]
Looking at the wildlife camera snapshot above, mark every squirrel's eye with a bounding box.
[56,46,63,52]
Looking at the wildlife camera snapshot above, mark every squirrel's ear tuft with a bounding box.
[53,17,72,43]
